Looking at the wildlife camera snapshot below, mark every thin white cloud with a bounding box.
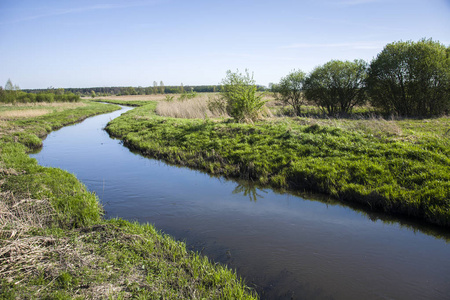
[334,0,383,5]
[1,1,162,25]
[281,41,386,50]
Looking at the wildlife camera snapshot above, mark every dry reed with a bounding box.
[0,102,86,108]
[156,95,229,119]
[0,109,52,120]
[91,94,169,101]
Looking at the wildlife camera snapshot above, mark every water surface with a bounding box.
[31,106,450,299]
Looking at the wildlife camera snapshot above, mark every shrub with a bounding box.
[367,38,450,117]
[304,60,368,115]
[277,70,306,116]
[36,93,54,102]
[220,69,267,122]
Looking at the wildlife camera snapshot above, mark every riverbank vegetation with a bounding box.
[106,100,449,227]
[0,101,257,299]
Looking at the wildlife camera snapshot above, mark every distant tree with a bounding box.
[277,70,306,116]
[220,69,267,122]
[4,79,14,91]
[145,87,153,95]
[153,81,158,94]
[91,90,96,98]
[180,83,184,94]
[304,60,368,115]
[126,86,137,95]
[160,81,165,94]
[367,38,450,116]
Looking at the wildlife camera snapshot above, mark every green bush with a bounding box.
[220,69,267,122]
[304,60,368,115]
[367,38,450,117]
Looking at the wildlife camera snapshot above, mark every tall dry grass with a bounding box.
[0,109,52,120]
[91,94,169,101]
[0,102,86,108]
[156,94,229,119]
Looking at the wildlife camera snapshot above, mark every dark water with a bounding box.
[31,106,450,300]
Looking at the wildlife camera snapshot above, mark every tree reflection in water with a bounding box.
[232,181,268,202]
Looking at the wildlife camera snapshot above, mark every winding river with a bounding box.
[31,106,450,299]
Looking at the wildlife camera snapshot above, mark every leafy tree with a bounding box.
[153,81,158,94]
[160,81,165,94]
[304,60,368,115]
[367,38,450,116]
[220,69,267,122]
[91,90,96,98]
[180,83,184,94]
[5,79,14,91]
[1,79,19,103]
[277,70,306,116]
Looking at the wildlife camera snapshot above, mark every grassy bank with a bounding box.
[0,102,257,299]
[106,102,450,227]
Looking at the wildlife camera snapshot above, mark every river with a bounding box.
[30,106,450,299]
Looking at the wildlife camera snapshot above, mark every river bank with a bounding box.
[0,101,257,299]
[105,101,450,227]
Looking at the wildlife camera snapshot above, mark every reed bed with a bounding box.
[0,109,52,120]
[156,95,229,119]
[91,94,169,101]
[0,102,86,108]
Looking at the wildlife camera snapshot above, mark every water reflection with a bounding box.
[232,180,268,202]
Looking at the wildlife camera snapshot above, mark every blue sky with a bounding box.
[0,0,449,89]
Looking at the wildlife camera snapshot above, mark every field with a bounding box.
[105,96,450,227]
[0,101,257,299]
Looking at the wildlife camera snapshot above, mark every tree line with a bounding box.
[272,38,449,117]
[0,80,80,103]
[22,85,243,97]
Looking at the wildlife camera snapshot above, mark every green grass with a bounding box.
[106,102,450,227]
[0,101,120,148]
[0,101,257,299]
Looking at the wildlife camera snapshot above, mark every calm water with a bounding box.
[31,106,450,300]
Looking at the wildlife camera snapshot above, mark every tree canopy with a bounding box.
[367,38,450,116]
[277,70,306,116]
[304,59,368,115]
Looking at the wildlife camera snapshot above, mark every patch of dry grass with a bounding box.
[290,116,403,138]
[156,94,229,119]
[0,109,52,120]
[0,190,54,240]
[91,94,169,101]
[0,102,87,120]
[0,190,133,298]
[0,102,86,108]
